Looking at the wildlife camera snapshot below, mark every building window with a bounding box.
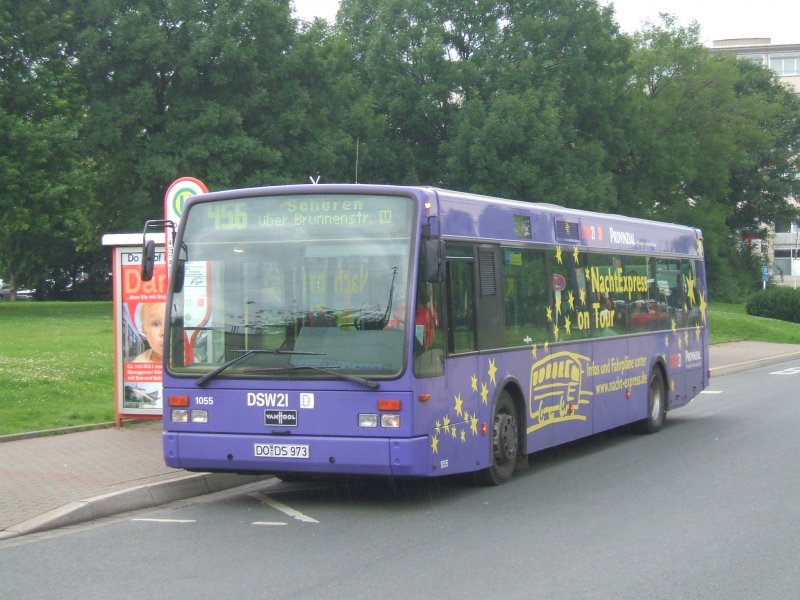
[770,53,800,76]
[736,53,765,65]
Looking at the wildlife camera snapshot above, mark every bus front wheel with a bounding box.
[634,367,666,434]
[475,391,519,485]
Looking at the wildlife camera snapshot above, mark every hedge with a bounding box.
[745,287,800,324]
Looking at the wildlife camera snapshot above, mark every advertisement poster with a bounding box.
[118,245,167,415]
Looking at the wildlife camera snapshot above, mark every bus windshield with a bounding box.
[167,193,417,379]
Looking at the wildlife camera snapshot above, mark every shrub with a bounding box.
[745,287,800,323]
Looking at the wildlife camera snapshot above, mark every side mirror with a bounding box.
[141,240,156,281]
[424,238,445,283]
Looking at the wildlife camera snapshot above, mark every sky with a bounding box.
[292,0,800,46]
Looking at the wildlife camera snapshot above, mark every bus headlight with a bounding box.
[381,414,400,428]
[171,409,189,423]
[358,414,378,428]
[191,410,209,424]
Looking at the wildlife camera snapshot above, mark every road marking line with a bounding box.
[249,492,319,524]
[131,518,196,523]
[700,390,723,394]
[252,521,288,526]
[769,367,800,375]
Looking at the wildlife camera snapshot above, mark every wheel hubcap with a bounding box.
[494,413,518,463]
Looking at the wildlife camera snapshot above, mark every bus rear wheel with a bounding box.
[475,391,519,485]
[634,367,666,434]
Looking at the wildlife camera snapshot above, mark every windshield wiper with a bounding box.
[195,349,323,387]
[243,365,380,391]
[293,365,379,390]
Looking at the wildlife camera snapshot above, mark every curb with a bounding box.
[710,349,800,378]
[0,472,272,541]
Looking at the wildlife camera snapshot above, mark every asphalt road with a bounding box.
[1,360,799,599]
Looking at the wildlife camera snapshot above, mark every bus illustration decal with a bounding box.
[528,351,593,433]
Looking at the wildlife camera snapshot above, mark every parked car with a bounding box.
[0,285,33,301]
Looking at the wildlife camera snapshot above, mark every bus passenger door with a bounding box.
[444,244,504,352]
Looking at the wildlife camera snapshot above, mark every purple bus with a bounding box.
[146,184,709,485]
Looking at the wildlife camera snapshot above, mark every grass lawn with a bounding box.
[708,301,800,344]
[1,300,800,436]
[0,302,115,435]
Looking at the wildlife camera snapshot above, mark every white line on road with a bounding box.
[249,492,319,524]
[252,521,288,526]
[770,367,800,375]
[131,518,196,523]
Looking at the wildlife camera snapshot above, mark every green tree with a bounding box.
[0,0,100,297]
[72,0,299,230]
[726,59,800,236]
[339,0,462,183]
[443,0,631,207]
[623,17,800,299]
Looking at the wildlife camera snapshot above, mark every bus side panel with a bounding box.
[527,341,594,449]
[591,338,637,433]
[424,354,494,476]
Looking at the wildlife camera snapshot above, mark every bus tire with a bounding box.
[634,366,666,434]
[475,391,519,485]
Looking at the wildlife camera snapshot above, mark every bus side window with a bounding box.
[446,258,477,354]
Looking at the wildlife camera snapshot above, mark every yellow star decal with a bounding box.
[671,318,677,335]
[454,393,463,417]
[684,330,689,346]
[565,315,572,336]
[573,246,580,264]
[460,429,466,443]
[451,427,458,439]
[555,246,563,265]
[553,323,560,341]
[434,419,441,434]
[698,293,707,324]
[544,341,550,352]
[686,274,696,305]
[470,415,479,435]
[695,324,702,341]
[580,287,587,306]
[481,382,489,405]
[443,414,451,434]
[546,305,553,323]
[471,374,478,392]
[568,290,575,311]
[531,343,538,359]
[431,435,439,454]
[488,359,497,385]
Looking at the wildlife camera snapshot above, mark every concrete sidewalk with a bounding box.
[2,340,800,540]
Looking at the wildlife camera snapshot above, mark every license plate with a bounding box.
[254,443,310,459]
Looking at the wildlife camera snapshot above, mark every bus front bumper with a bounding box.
[163,432,433,478]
